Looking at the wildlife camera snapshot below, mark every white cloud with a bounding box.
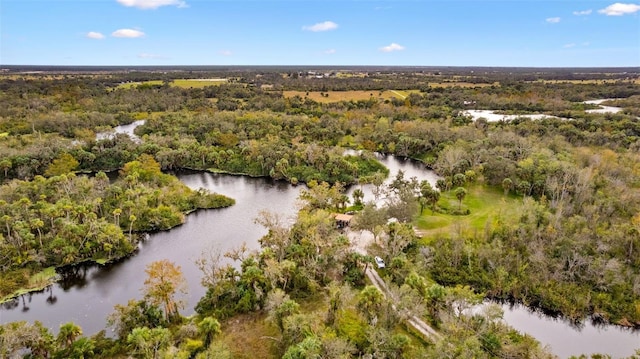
[563,43,576,48]
[324,49,336,54]
[116,0,187,9]
[219,50,232,56]
[86,31,105,39]
[598,3,640,15]
[546,17,561,23]
[302,21,338,32]
[138,53,166,59]
[379,43,405,52]
[573,9,592,15]
[112,29,145,38]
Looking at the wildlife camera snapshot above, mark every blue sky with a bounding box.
[1,0,639,67]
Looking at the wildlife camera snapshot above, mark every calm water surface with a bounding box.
[1,173,301,335]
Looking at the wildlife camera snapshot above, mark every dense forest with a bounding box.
[0,67,639,358]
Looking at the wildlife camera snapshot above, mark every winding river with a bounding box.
[1,123,638,358]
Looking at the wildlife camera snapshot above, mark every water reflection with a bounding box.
[499,302,639,358]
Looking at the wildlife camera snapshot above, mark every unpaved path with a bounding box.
[347,228,442,342]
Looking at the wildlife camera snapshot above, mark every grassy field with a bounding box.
[414,184,523,238]
[116,80,163,89]
[218,312,280,359]
[172,78,228,88]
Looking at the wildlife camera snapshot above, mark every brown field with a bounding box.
[218,312,279,359]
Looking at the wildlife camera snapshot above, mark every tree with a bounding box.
[352,188,364,207]
[502,178,513,196]
[198,317,221,347]
[282,335,322,359]
[454,187,467,210]
[127,326,171,359]
[44,153,79,177]
[352,202,387,243]
[357,285,384,324]
[420,181,440,214]
[143,260,188,321]
[385,222,417,259]
[452,173,467,187]
[107,299,166,340]
[0,321,54,359]
[66,337,95,359]
[254,210,291,262]
[369,172,387,201]
[266,289,300,333]
[0,158,11,177]
[385,171,420,223]
[57,322,82,348]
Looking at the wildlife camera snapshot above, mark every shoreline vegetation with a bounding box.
[1,67,639,358]
[0,156,387,305]
[0,156,236,304]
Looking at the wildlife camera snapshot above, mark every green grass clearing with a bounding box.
[415,184,523,238]
[116,80,164,89]
[172,78,228,88]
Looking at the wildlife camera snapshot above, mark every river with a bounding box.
[1,123,638,358]
[0,154,435,334]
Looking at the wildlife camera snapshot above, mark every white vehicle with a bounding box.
[374,256,385,269]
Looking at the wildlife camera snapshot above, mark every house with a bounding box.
[333,213,354,228]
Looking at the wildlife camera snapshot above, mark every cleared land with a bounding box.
[415,184,522,238]
[173,78,228,88]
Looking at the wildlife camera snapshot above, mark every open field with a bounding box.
[116,80,163,89]
[172,78,228,88]
[218,312,279,359]
[415,184,522,238]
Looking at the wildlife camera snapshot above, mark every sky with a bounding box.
[1,0,639,67]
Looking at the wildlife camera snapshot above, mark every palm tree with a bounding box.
[198,316,221,346]
[57,322,82,348]
[454,187,467,210]
[357,285,384,324]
